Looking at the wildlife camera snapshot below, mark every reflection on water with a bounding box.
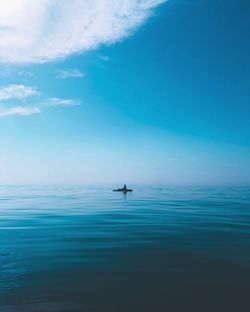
[0,186,250,311]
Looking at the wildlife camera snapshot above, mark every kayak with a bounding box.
[113,188,133,192]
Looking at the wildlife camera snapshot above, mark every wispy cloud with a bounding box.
[99,55,110,62]
[0,67,33,78]
[17,70,33,78]
[0,96,80,118]
[57,69,85,79]
[0,84,39,101]
[0,106,41,117]
[0,0,167,64]
[46,98,81,106]
[0,83,80,117]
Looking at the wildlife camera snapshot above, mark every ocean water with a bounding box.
[0,185,249,312]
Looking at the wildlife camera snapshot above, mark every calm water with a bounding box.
[0,186,249,312]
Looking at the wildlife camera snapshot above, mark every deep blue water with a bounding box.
[0,186,249,312]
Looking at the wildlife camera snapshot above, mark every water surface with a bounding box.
[0,186,249,311]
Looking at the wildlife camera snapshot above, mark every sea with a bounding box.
[0,185,249,312]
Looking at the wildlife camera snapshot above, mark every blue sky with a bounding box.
[0,0,249,185]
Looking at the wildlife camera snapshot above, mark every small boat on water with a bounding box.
[113,184,133,192]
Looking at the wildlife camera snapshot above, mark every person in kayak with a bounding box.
[113,184,133,192]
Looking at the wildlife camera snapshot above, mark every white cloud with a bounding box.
[57,69,85,79]
[46,97,81,106]
[0,0,166,64]
[0,84,39,100]
[0,83,80,117]
[100,55,110,62]
[0,67,33,78]
[0,96,80,117]
[0,106,41,117]
[17,70,33,78]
